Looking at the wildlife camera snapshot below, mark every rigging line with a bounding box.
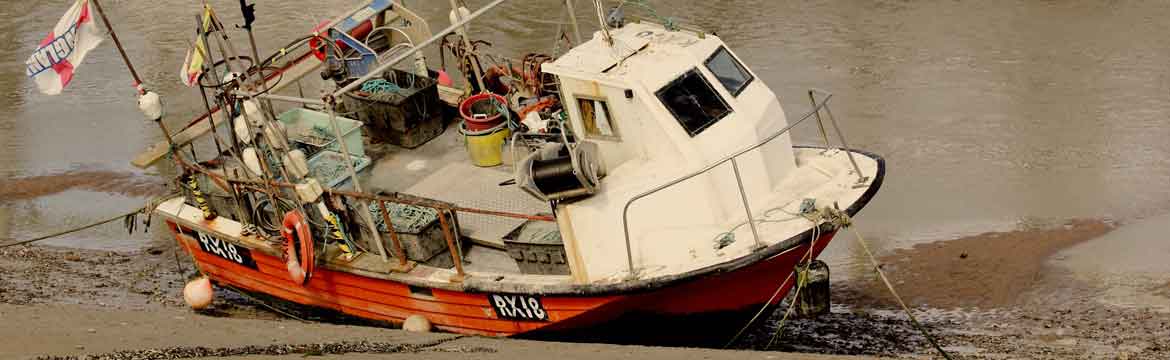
[0,207,146,249]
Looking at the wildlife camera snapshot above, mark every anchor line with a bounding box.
[0,207,146,249]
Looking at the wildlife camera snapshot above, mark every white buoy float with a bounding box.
[403,314,431,333]
[183,276,214,310]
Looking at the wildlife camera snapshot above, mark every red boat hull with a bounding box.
[168,221,835,337]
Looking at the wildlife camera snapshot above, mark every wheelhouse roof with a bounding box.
[543,22,727,91]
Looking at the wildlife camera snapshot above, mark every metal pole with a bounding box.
[730,158,764,250]
[333,0,509,97]
[203,11,287,228]
[239,0,279,120]
[437,210,466,280]
[192,18,223,156]
[448,0,487,93]
[377,201,408,267]
[323,103,390,262]
[196,18,242,160]
[807,90,832,149]
[822,104,867,183]
[565,0,583,44]
[243,92,325,106]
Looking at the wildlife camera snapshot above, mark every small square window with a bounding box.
[705,46,754,96]
[656,68,733,137]
[577,97,619,140]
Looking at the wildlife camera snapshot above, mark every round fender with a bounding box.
[281,210,314,285]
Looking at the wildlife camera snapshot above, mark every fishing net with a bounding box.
[366,201,439,234]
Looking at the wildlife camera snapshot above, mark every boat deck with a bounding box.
[357,121,551,250]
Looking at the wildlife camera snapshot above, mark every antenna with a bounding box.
[593,0,613,46]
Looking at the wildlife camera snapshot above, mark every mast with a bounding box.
[91,0,180,158]
[448,0,487,93]
[565,0,583,44]
[90,0,142,93]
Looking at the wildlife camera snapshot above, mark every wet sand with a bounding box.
[0,249,854,360]
[0,303,859,360]
[6,218,1170,359]
[839,219,1115,309]
[0,170,167,202]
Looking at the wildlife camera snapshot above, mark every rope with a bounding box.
[841,211,953,360]
[722,203,953,360]
[0,207,145,249]
[764,221,820,349]
[220,283,311,323]
[360,79,402,94]
[722,203,824,348]
[619,0,679,31]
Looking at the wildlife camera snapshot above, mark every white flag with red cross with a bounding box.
[25,0,105,95]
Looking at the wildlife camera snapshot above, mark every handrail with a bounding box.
[173,155,555,279]
[619,89,860,276]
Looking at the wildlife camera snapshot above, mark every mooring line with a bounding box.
[0,207,145,249]
[723,206,953,359]
[219,283,312,324]
[844,221,953,360]
[723,209,824,348]
[764,222,821,349]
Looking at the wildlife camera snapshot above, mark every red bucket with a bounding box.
[459,93,509,132]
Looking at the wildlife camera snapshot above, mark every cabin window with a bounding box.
[577,96,619,140]
[705,46,754,96]
[656,68,732,137]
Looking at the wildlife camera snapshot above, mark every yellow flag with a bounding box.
[180,5,213,87]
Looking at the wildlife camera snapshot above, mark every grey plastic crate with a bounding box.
[503,220,569,275]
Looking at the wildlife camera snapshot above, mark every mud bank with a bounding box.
[0,171,168,202]
[840,219,1115,309]
[736,219,1170,359]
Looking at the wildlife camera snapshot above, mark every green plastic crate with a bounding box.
[277,108,365,157]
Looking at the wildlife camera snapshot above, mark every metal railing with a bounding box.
[619,89,867,276]
[175,157,554,281]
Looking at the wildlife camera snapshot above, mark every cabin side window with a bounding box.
[656,68,733,137]
[577,96,619,140]
[704,46,754,96]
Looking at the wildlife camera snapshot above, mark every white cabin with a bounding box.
[544,22,815,283]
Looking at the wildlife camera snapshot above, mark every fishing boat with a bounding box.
[129,0,883,337]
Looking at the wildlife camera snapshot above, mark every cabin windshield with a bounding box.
[656,68,732,136]
[704,46,754,96]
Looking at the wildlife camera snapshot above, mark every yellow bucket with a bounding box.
[462,123,511,167]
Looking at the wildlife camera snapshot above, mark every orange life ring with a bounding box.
[281,210,314,285]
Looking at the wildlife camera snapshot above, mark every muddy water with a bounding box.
[1,0,1169,308]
